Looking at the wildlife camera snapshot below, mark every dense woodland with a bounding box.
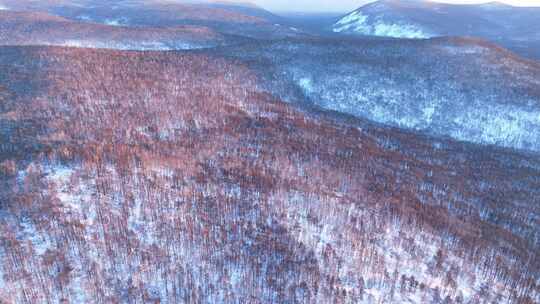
[217,37,540,153]
[0,46,538,303]
[4,5,540,153]
[0,10,245,51]
[0,0,298,40]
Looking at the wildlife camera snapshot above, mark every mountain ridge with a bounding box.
[0,0,301,39]
[332,0,540,60]
[214,36,540,153]
[0,10,252,50]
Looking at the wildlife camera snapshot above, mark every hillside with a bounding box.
[0,10,246,50]
[0,0,300,39]
[216,36,540,153]
[0,45,538,303]
[332,0,540,60]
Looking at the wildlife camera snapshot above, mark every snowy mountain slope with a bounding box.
[332,0,540,60]
[0,45,538,303]
[217,37,540,153]
[0,10,250,50]
[333,7,432,38]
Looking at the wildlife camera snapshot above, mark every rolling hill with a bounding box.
[0,2,539,303]
[332,0,540,60]
[0,10,247,50]
[0,44,538,304]
[217,36,540,153]
[0,0,301,39]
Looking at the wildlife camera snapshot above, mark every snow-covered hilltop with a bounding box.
[333,2,433,38]
[332,0,540,60]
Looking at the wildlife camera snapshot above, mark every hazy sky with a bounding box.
[251,0,540,12]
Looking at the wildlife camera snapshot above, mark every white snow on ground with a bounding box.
[42,165,94,303]
[335,11,368,29]
[61,40,170,50]
[16,169,26,185]
[19,218,53,256]
[67,273,88,304]
[334,11,431,38]
[298,77,315,93]
[113,166,159,246]
[290,65,540,152]
[272,188,525,303]
[104,18,127,26]
[422,105,437,124]
[440,45,487,55]
[0,248,4,288]
[333,11,368,33]
[77,15,92,21]
[372,22,430,39]
[0,5,8,10]
[452,105,540,151]
[44,165,96,226]
[59,40,197,51]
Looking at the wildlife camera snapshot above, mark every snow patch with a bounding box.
[441,45,486,55]
[372,22,430,39]
[104,18,128,26]
[422,105,436,124]
[16,169,27,185]
[45,165,96,226]
[77,15,92,21]
[67,273,88,303]
[451,105,540,151]
[334,11,431,39]
[0,5,8,10]
[59,40,197,51]
[0,248,4,288]
[337,11,367,26]
[334,11,368,33]
[19,218,53,256]
[298,77,314,93]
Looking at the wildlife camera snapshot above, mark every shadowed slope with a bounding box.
[216,36,540,153]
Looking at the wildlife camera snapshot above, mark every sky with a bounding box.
[250,0,540,12]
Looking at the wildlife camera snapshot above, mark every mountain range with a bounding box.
[0,0,301,39]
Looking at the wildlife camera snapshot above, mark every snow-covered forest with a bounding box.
[0,46,538,303]
[0,1,539,303]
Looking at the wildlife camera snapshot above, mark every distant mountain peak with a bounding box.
[332,0,540,55]
[332,1,434,38]
[481,1,511,6]
[478,1,513,9]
